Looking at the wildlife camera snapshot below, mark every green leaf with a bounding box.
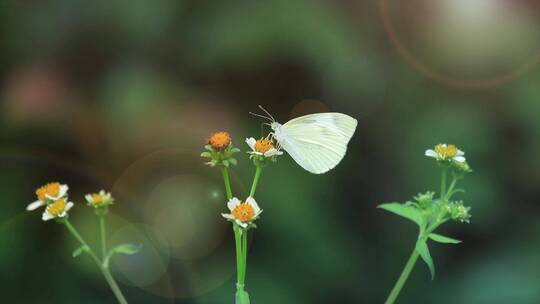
[378,203,423,227]
[235,289,250,304]
[222,160,230,167]
[429,233,461,244]
[72,245,89,258]
[416,239,435,279]
[103,243,142,267]
[110,243,142,255]
[229,158,238,166]
[200,152,212,158]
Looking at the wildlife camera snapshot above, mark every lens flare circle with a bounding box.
[379,0,540,88]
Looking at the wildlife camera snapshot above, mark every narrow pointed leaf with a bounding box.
[72,245,89,258]
[378,203,423,227]
[416,239,435,279]
[110,243,142,255]
[429,233,461,244]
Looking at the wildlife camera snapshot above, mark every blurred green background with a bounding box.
[1,0,540,303]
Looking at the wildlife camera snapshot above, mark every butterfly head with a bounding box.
[270,121,281,131]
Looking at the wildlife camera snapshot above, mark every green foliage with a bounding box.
[378,203,423,227]
[415,239,435,279]
[109,243,142,255]
[429,233,461,244]
[104,243,142,267]
[72,245,89,258]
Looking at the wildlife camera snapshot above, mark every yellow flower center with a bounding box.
[91,194,106,205]
[36,182,61,202]
[47,198,67,216]
[208,131,232,150]
[232,203,255,222]
[435,144,458,158]
[255,138,274,153]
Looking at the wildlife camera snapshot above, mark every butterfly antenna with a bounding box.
[258,105,275,122]
[249,111,272,121]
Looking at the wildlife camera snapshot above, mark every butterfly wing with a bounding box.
[276,113,357,174]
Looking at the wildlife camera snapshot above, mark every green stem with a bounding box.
[384,247,420,304]
[249,166,262,197]
[221,166,233,200]
[241,230,248,284]
[234,226,244,287]
[444,176,458,201]
[63,219,128,304]
[440,168,447,199]
[99,215,107,259]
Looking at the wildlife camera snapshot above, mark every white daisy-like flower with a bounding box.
[245,137,283,158]
[85,190,114,208]
[27,182,69,211]
[425,144,466,163]
[221,197,263,228]
[42,198,74,221]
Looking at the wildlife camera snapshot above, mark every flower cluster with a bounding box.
[379,143,473,284]
[26,183,116,221]
[25,183,136,303]
[201,131,282,229]
[202,130,282,304]
[26,182,73,221]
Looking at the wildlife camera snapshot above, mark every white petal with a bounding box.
[26,200,44,211]
[254,209,263,218]
[246,197,261,214]
[457,149,465,156]
[58,184,69,197]
[42,210,54,221]
[425,150,438,158]
[453,156,466,163]
[64,202,74,212]
[85,194,93,203]
[227,197,241,211]
[222,213,234,220]
[236,220,248,228]
[264,148,283,157]
[245,138,257,151]
[247,151,263,155]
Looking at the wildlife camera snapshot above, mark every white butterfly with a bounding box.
[251,106,358,174]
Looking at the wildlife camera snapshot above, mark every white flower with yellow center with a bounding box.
[246,137,283,158]
[42,198,74,221]
[221,197,262,228]
[85,190,114,207]
[425,144,466,163]
[26,182,69,211]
